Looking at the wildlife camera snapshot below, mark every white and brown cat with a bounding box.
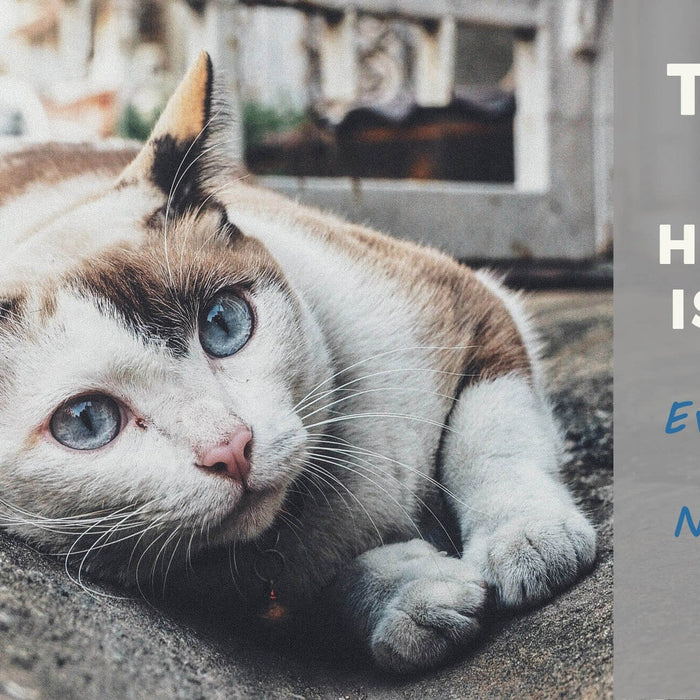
[0,53,595,673]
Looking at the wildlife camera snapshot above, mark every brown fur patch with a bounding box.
[38,290,58,322]
[69,210,289,355]
[152,51,211,143]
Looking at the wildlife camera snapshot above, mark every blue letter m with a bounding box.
[675,506,700,537]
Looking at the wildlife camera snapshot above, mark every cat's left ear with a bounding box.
[118,51,242,210]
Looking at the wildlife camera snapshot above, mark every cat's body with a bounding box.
[0,54,595,673]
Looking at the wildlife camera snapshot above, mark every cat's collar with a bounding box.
[251,486,306,622]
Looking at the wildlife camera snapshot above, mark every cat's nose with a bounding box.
[197,425,253,482]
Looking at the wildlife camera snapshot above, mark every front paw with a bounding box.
[467,510,596,609]
[369,557,486,673]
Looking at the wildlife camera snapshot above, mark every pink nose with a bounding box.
[197,425,253,482]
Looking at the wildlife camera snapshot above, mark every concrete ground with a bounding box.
[0,290,612,700]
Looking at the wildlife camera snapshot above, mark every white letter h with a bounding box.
[660,224,695,264]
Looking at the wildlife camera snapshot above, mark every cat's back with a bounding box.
[0,142,140,246]
[0,141,136,208]
[0,142,144,296]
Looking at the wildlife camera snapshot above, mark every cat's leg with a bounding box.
[440,373,596,608]
[327,539,486,673]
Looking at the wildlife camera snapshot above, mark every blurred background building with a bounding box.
[0,0,612,268]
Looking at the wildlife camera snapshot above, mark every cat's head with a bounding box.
[0,54,331,583]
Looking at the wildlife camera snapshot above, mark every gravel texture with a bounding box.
[0,290,612,700]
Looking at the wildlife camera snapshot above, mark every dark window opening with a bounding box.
[244,17,516,183]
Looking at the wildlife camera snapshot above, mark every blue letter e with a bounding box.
[675,506,700,537]
[666,401,693,434]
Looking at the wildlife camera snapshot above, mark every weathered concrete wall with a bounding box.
[260,177,588,259]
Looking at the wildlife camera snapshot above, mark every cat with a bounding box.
[0,52,596,674]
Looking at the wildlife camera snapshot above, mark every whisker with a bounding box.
[293,345,472,413]
[285,479,321,509]
[302,461,384,545]
[153,526,182,597]
[293,461,340,512]
[63,506,157,600]
[54,500,164,556]
[185,529,197,575]
[277,511,307,552]
[135,529,169,605]
[307,452,454,580]
[306,432,485,516]
[305,446,461,555]
[299,383,458,424]
[227,542,247,601]
[307,451,425,542]
[296,364,473,418]
[300,462,355,516]
[127,513,168,573]
[304,411,459,435]
[162,532,184,598]
[0,497,146,529]
[74,512,137,597]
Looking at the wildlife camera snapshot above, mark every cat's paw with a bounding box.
[468,509,596,609]
[369,557,486,673]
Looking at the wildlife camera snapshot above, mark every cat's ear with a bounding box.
[118,51,242,210]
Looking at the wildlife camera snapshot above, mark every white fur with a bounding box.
[439,374,596,607]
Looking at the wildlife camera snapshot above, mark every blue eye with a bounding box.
[199,292,253,358]
[50,394,122,450]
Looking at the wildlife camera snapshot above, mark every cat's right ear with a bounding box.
[118,51,243,212]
